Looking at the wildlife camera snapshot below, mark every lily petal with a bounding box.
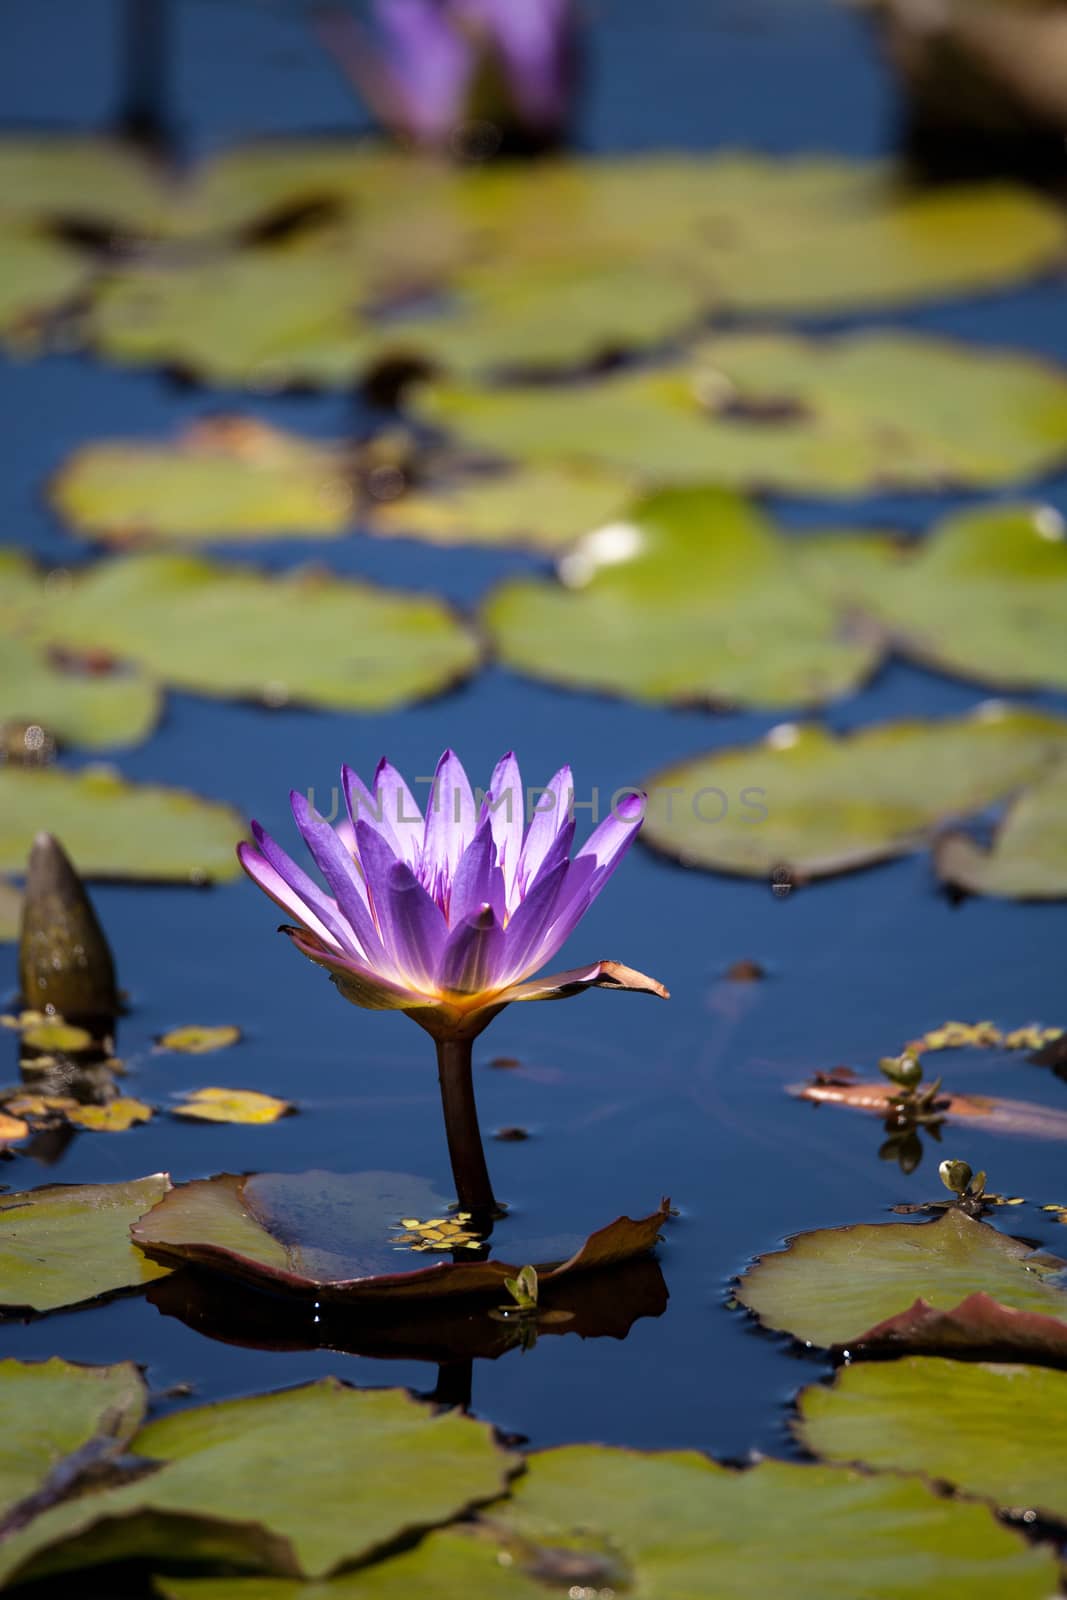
[519,764,572,889]
[237,841,344,954]
[375,757,424,868]
[247,821,360,950]
[285,927,429,1010]
[422,748,476,906]
[289,792,384,960]
[382,859,448,989]
[438,903,507,994]
[482,751,525,909]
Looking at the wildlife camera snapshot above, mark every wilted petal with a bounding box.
[290,791,384,961]
[422,748,476,904]
[500,959,669,1005]
[438,904,507,994]
[519,765,572,888]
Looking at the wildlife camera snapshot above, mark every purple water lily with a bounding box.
[239,749,666,1044]
[316,0,576,153]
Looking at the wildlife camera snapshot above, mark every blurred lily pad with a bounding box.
[65,1098,154,1132]
[483,487,884,707]
[0,634,160,751]
[936,759,1067,899]
[368,460,636,551]
[793,1076,1067,1143]
[798,504,1067,691]
[172,1089,293,1125]
[20,1019,94,1053]
[0,1174,172,1313]
[0,1379,518,1588]
[795,1357,1067,1526]
[735,1206,1067,1354]
[0,224,96,340]
[481,1442,1056,1599]
[0,137,165,230]
[0,766,243,882]
[0,1356,147,1523]
[131,1169,669,1302]
[0,880,20,941]
[640,704,1067,880]
[26,552,480,713]
[417,331,1067,494]
[157,1025,242,1055]
[51,421,356,544]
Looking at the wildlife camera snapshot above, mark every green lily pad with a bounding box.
[480,1443,1057,1599]
[0,634,160,750]
[0,1357,147,1524]
[798,504,1067,691]
[0,1379,518,1587]
[0,766,243,882]
[735,1206,1067,1353]
[640,704,1067,880]
[24,552,480,712]
[795,1357,1067,1526]
[131,1169,669,1302]
[50,421,355,544]
[0,1175,172,1313]
[935,760,1067,899]
[416,330,1067,495]
[0,880,20,941]
[157,1025,242,1055]
[0,137,165,231]
[482,487,884,707]
[368,460,636,551]
[0,224,95,340]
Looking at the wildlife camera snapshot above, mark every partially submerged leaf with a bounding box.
[735,1207,1067,1353]
[482,487,884,708]
[131,1170,669,1302]
[795,1357,1067,1526]
[20,1019,94,1054]
[157,1025,242,1055]
[25,552,480,713]
[0,1175,172,1313]
[417,331,1067,494]
[0,1110,29,1147]
[793,1078,1067,1140]
[640,704,1067,880]
[64,1098,154,1132]
[172,1089,293,1126]
[935,759,1067,900]
[0,766,243,882]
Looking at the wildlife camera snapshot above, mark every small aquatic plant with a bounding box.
[239,750,666,1212]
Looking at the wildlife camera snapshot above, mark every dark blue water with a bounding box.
[2,0,1066,1464]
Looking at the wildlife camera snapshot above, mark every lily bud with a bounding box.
[18,833,118,1020]
[939,1158,973,1195]
[878,1051,923,1090]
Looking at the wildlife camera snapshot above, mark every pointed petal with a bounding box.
[483,751,524,908]
[238,841,343,953]
[290,791,384,961]
[247,821,360,950]
[519,765,573,889]
[576,792,645,875]
[438,904,507,994]
[375,757,423,868]
[449,817,497,928]
[421,748,476,904]
[381,859,448,989]
[499,960,669,1005]
[497,857,568,981]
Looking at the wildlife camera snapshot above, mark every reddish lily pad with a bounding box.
[131,1170,669,1303]
[792,1078,1067,1140]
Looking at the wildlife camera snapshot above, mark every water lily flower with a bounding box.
[316,0,577,154]
[239,751,667,1214]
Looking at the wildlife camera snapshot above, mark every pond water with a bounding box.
[2,0,1067,1486]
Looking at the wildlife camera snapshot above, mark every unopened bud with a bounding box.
[18,834,118,1020]
[879,1052,922,1089]
[939,1159,973,1195]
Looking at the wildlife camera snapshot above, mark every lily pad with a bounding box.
[157,1025,242,1055]
[368,460,635,551]
[483,487,884,707]
[0,1174,172,1313]
[65,1098,154,1132]
[0,633,160,751]
[131,1169,669,1302]
[0,137,165,231]
[935,759,1067,900]
[417,330,1067,494]
[793,1077,1067,1142]
[50,422,356,544]
[480,1442,1057,1599]
[0,1357,146,1525]
[798,504,1067,691]
[0,224,96,340]
[795,1357,1067,1526]
[0,766,243,882]
[640,704,1067,881]
[735,1206,1067,1354]
[172,1089,293,1125]
[26,552,480,713]
[0,1379,518,1587]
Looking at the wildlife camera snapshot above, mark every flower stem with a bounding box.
[435,1036,498,1222]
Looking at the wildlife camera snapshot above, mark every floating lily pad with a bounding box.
[640,704,1067,880]
[935,760,1067,900]
[793,1077,1067,1142]
[0,224,96,340]
[480,1442,1057,1599]
[50,422,355,544]
[0,137,165,230]
[735,1206,1067,1355]
[417,331,1067,494]
[0,633,161,751]
[0,1379,518,1588]
[172,1089,293,1125]
[0,1175,172,1313]
[157,1025,242,1055]
[368,460,636,551]
[20,1019,94,1053]
[131,1170,668,1302]
[0,766,243,882]
[0,1357,147,1524]
[64,1098,154,1132]
[795,1357,1067,1526]
[0,881,20,941]
[483,487,884,708]
[27,552,480,713]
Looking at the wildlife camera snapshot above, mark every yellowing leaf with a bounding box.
[65,1098,154,1132]
[157,1025,242,1055]
[172,1087,293,1125]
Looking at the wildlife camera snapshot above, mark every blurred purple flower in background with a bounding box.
[316,0,577,154]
